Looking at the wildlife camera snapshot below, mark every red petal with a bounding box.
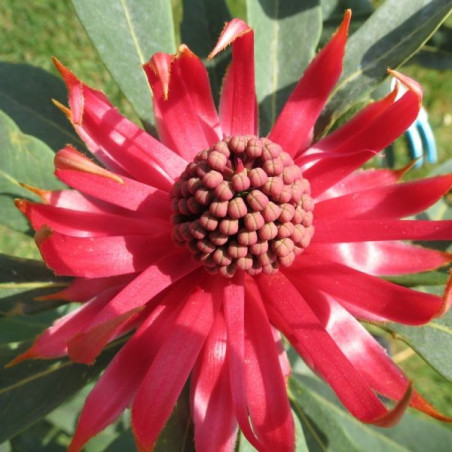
[315,174,452,219]
[269,10,351,155]
[54,147,171,220]
[244,282,294,451]
[223,272,262,450]
[299,287,452,422]
[313,219,452,243]
[256,272,390,423]
[288,255,443,325]
[16,200,168,237]
[309,86,399,154]
[64,252,202,364]
[144,46,220,160]
[68,280,191,452]
[308,241,452,276]
[36,228,172,277]
[53,58,184,190]
[132,276,222,451]
[9,287,119,364]
[312,71,422,157]
[191,309,238,452]
[303,149,376,198]
[315,165,412,202]
[211,19,256,136]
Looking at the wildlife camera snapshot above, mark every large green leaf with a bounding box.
[320,0,373,20]
[290,373,452,451]
[0,339,123,442]
[247,0,322,134]
[71,0,176,128]
[317,0,452,134]
[0,63,81,152]
[380,309,452,382]
[0,110,65,234]
[180,0,232,105]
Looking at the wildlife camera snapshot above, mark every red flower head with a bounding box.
[12,10,452,452]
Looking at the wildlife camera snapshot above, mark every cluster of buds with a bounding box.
[170,136,314,277]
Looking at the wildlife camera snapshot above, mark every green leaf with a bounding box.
[71,0,176,128]
[0,254,68,317]
[0,110,64,234]
[321,0,373,20]
[380,309,452,382]
[247,0,322,134]
[237,408,308,451]
[0,313,61,343]
[290,375,362,452]
[180,0,232,105]
[412,46,452,70]
[0,339,123,442]
[290,373,452,451]
[317,0,452,134]
[9,418,70,451]
[0,63,82,151]
[386,271,449,287]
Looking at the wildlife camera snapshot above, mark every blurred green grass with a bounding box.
[0,0,451,420]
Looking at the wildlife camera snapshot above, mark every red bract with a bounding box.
[12,10,452,452]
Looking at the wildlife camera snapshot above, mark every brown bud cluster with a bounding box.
[170,136,314,277]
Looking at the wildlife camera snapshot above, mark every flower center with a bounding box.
[170,136,314,277]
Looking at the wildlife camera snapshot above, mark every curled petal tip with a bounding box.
[373,382,414,428]
[52,99,73,122]
[54,146,124,184]
[19,183,50,202]
[388,69,423,104]
[144,52,172,100]
[14,198,28,214]
[5,348,35,368]
[52,57,79,88]
[208,18,252,60]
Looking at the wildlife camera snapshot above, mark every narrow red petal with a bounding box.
[313,219,452,243]
[299,287,452,422]
[269,10,351,155]
[63,252,202,365]
[315,174,452,219]
[288,255,443,325]
[223,272,262,450]
[244,282,294,451]
[309,86,399,154]
[256,272,389,423]
[144,47,220,160]
[54,59,184,190]
[191,309,238,452]
[303,149,376,198]
[213,19,256,136]
[9,287,119,364]
[315,165,412,202]
[16,200,168,237]
[36,228,172,277]
[314,71,422,157]
[308,241,452,276]
[54,148,170,220]
[132,276,222,451]
[68,280,191,452]
[67,306,143,364]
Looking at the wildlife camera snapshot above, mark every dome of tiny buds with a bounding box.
[170,136,314,277]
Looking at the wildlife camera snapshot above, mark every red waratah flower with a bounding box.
[10,10,452,452]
